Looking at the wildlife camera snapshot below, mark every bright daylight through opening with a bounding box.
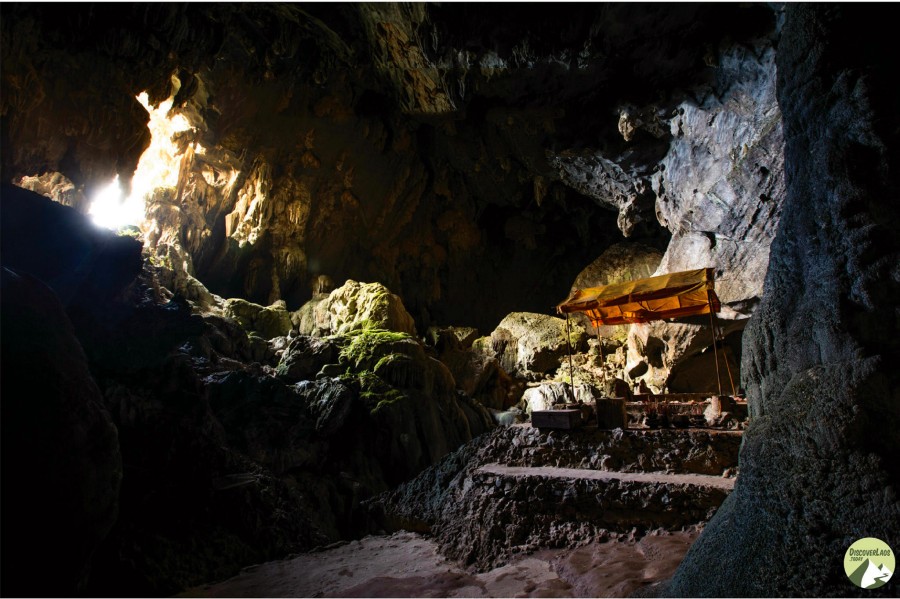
[88,81,192,231]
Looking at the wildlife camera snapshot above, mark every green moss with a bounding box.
[339,328,412,371]
[374,353,404,371]
[356,370,406,414]
[118,225,142,238]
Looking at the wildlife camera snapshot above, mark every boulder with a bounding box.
[426,325,480,349]
[521,382,602,415]
[625,320,744,393]
[481,312,587,378]
[224,297,293,340]
[296,280,416,337]
[568,242,663,339]
[276,336,339,382]
[430,327,515,410]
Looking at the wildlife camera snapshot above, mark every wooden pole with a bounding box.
[597,327,606,388]
[707,298,723,396]
[722,336,737,396]
[565,312,576,402]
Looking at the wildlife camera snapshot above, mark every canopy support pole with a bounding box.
[596,327,605,386]
[707,299,723,396]
[564,312,576,402]
[722,335,737,397]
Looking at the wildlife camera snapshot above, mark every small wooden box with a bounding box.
[531,409,582,430]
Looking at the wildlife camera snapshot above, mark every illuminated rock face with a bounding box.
[1,3,777,334]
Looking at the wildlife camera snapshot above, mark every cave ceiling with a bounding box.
[1,3,778,331]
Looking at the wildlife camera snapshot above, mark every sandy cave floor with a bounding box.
[182,529,698,598]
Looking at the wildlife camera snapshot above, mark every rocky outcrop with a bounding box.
[369,424,738,573]
[275,335,339,381]
[479,312,588,379]
[0,189,495,595]
[223,297,293,340]
[3,4,778,336]
[669,5,900,596]
[568,242,664,340]
[297,280,417,337]
[620,32,785,393]
[427,327,517,411]
[0,268,122,596]
[521,383,601,415]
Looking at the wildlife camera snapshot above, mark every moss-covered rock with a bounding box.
[300,280,416,337]
[338,329,417,372]
[275,336,339,382]
[224,298,292,340]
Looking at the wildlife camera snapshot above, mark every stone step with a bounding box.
[477,464,736,491]
[463,462,733,534]
[478,424,741,476]
[429,460,734,570]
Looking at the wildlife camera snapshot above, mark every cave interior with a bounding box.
[1,3,898,597]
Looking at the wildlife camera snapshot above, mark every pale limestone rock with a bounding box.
[482,312,587,378]
[626,41,785,392]
[298,280,416,337]
[224,297,293,340]
[568,242,663,340]
[521,382,601,415]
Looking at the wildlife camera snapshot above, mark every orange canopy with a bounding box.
[557,268,720,326]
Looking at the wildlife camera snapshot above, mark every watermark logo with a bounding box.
[845,537,894,589]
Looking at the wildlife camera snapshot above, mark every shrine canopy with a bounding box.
[557,268,721,326]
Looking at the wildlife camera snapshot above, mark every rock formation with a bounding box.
[0,267,122,595]
[2,3,898,596]
[669,5,900,596]
[1,3,776,336]
[370,425,739,573]
[0,187,493,595]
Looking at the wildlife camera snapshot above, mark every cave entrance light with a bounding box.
[87,86,193,231]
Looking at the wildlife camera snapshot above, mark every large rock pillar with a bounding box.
[669,5,900,596]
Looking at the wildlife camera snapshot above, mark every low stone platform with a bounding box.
[477,464,736,490]
[484,424,741,476]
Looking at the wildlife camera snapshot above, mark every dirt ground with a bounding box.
[182,529,698,598]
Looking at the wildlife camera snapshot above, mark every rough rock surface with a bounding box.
[297,279,417,337]
[669,5,900,596]
[0,190,494,595]
[479,312,588,379]
[622,30,786,393]
[483,425,740,477]
[369,425,737,573]
[275,335,339,381]
[428,327,517,411]
[223,297,293,340]
[0,268,122,596]
[521,383,601,415]
[2,4,777,334]
[568,242,664,339]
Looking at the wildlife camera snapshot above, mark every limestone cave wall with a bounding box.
[7,4,896,596]
[2,3,778,341]
[669,5,900,596]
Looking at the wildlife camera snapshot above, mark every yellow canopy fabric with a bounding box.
[557,268,720,326]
